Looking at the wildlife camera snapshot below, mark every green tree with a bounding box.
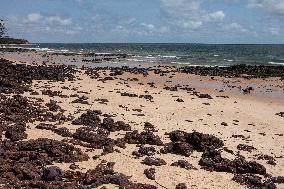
[0,19,7,38]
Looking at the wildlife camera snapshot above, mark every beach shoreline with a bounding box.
[0,50,283,189]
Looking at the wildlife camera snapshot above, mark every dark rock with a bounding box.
[237,144,257,152]
[69,163,80,170]
[101,117,131,132]
[175,183,187,189]
[176,98,184,102]
[171,160,197,170]
[276,112,284,117]
[269,176,284,184]
[186,131,224,152]
[72,110,101,127]
[144,122,156,132]
[199,149,266,175]
[5,123,27,141]
[138,146,156,156]
[144,168,155,180]
[0,58,75,94]
[42,166,63,181]
[124,130,163,146]
[161,142,193,157]
[233,174,276,189]
[141,157,167,166]
[166,131,224,152]
[45,100,62,112]
[198,94,213,99]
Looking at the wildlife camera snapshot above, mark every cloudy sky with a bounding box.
[0,0,284,43]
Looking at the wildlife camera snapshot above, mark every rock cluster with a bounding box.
[0,58,75,94]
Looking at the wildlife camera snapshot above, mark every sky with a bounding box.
[0,0,284,43]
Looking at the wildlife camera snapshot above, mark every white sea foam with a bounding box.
[159,55,177,58]
[126,58,141,62]
[268,62,284,65]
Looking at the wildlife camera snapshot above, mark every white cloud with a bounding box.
[269,28,280,35]
[177,20,203,29]
[159,0,225,31]
[25,13,72,26]
[209,11,225,21]
[26,13,43,23]
[46,16,72,25]
[224,22,247,33]
[141,23,155,30]
[248,0,284,15]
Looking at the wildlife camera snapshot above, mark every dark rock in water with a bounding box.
[72,110,101,127]
[199,149,266,175]
[42,166,63,181]
[142,157,167,166]
[144,168,156,180]
[161,142,193,157]
[171,160,197,170]
[237,144,257,152]
[179,64,284,78]
[124,130,163,146]
[175,183,187,189]
[232,174,276,189]
[5,123,27,141]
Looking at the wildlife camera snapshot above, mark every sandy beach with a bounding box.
[0,50,283,189]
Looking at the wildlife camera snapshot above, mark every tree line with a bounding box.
[0,19,7,38]
[0,19,28,44]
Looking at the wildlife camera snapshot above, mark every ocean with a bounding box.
[6,43,284,66]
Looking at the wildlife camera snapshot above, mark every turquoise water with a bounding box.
[8,43,284,66]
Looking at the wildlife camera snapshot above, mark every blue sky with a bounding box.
[0,0,284,43]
